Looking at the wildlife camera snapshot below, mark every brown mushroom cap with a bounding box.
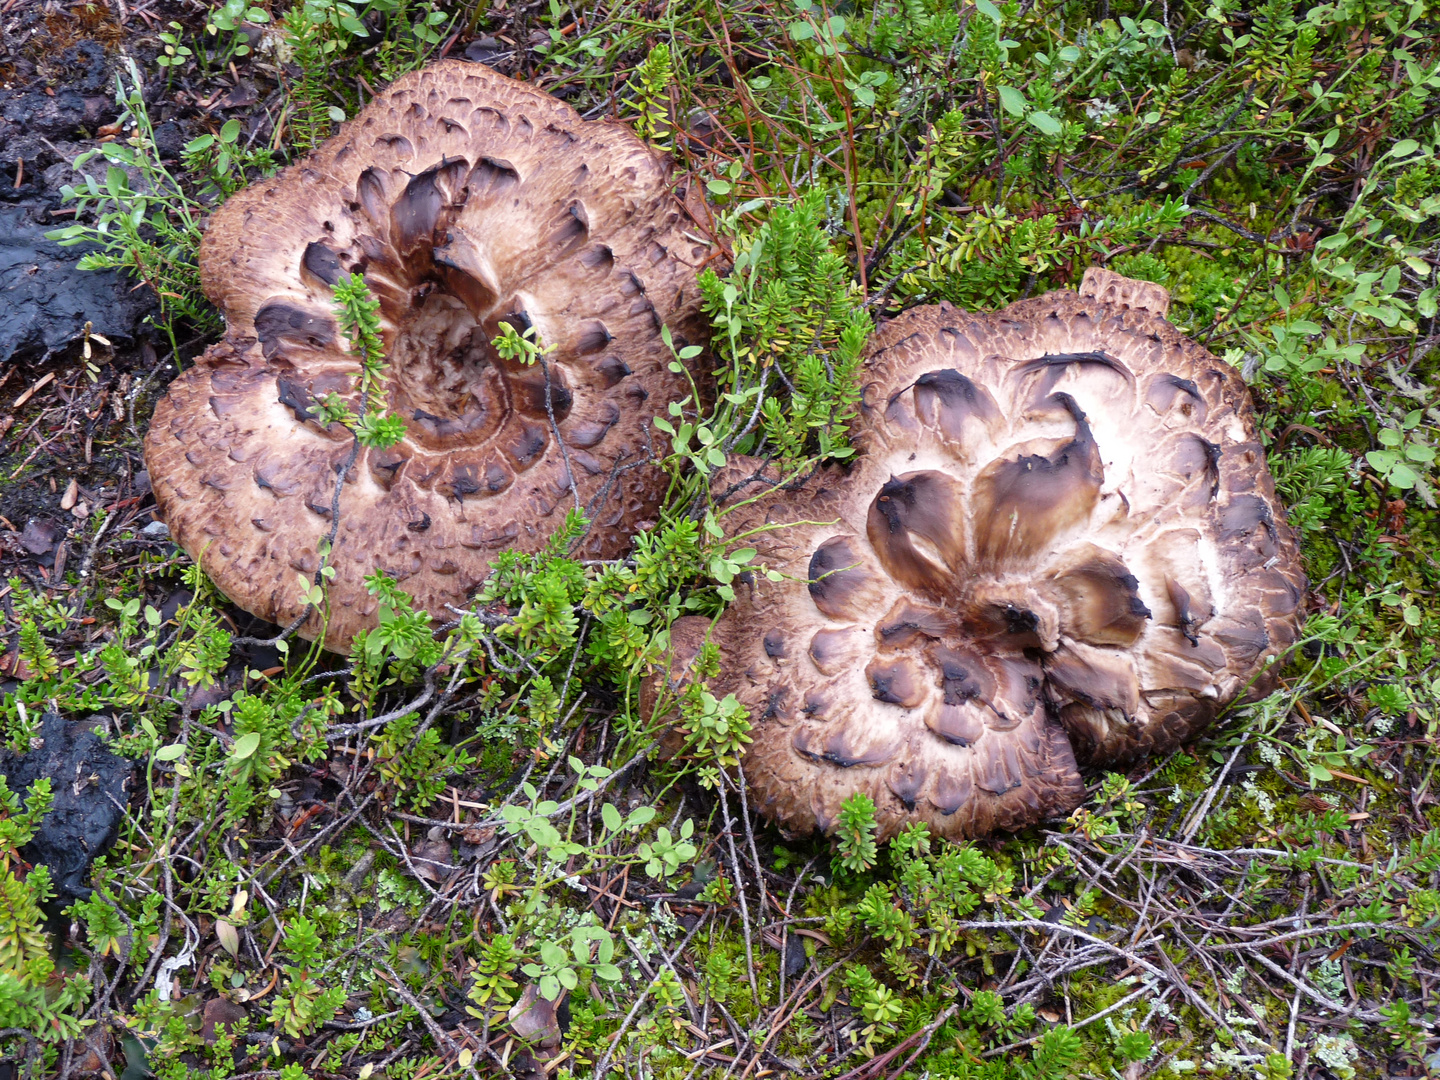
[144,60,714,650]
[667,270,1305,840]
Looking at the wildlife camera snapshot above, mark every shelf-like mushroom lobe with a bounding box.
[664,270,1304,840]
[144,60,714,650]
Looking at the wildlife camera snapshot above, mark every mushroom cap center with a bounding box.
[382,288,571,453]
[291,155,581,459]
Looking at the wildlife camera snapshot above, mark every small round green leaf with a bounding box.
[997,85,1027,117]
[1027,111,1062,136]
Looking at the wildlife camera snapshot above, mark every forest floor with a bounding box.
[2,0,1440,1078]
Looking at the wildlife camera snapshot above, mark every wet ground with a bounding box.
[0,2,228,614]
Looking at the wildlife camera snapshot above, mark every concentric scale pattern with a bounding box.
[144,60,713,649]
[665,271,1305,840]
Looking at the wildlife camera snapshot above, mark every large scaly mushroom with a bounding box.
[144,60,714,650]
[664,270,1305,840]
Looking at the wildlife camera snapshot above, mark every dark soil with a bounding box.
[0,2,212,604]
[0,710,136,903]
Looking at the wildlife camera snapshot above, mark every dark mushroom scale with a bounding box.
[145,60,714,650]
[665,273,1305,841]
